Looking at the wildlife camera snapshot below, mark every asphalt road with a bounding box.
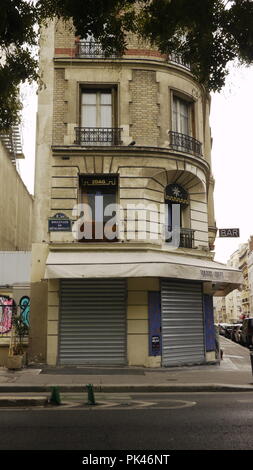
[1,392,253,452]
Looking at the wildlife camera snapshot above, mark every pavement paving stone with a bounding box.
[0,336,252,406]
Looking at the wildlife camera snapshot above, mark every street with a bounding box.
[0,392,253,451]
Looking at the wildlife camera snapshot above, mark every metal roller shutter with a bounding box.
[161,279,205,366]
[59,279,127,365]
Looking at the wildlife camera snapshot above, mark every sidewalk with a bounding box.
[0,337,253,396]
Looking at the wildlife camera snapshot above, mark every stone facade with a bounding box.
[30,20,233,367]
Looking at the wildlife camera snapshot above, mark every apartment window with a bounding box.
[81,89,113,128]
[77,174,118,242]
[75,87,121,146]
[169,94,202,156]
[165,183,194,248]
[172,95,193,136]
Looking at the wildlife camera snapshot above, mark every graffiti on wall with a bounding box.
[0,295,30,334]
[0,296,13,334]
[19,296,30,327]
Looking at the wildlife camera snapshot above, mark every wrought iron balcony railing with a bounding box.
[75,42,191,71]
[76,41,121,58]
[179,228,195,249]
[75,127,122,146]
[168,53,191,71]
[169,131,202,157]
[166,227,195,249]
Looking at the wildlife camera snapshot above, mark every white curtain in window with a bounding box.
[81,91,112,128]
[172,96,190,135]
[81,92,97,127]
[100,92,112,128]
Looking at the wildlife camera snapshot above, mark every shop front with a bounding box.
[161,279,205,366]
[44,249,242,367]
[59,278,127,365]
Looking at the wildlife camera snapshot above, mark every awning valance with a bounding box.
[45,250,242,296]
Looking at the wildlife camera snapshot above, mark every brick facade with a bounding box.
[53,69,66,145]
[130,70,159,147]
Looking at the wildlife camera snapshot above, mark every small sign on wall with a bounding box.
[148,292,161,357]
[218,228,240,238]
[151,335,161,353]
[48,213,72,232]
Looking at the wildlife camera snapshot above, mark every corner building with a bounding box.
[30,20,241,367]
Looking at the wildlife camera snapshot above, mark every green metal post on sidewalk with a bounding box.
[86,384,96,405]
[50,386,62,406]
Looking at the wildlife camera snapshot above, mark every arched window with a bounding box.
[165,183,194,248]
[165,183,188,228]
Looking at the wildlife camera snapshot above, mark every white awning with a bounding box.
[45,250,242,295]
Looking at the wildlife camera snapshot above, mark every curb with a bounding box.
[0,383,253,393]
[0,396,48,407]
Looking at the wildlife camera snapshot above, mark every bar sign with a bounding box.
[219,228,240,238]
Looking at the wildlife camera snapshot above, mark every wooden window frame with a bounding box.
[79,84,118,128]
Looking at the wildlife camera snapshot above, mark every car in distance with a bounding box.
[240,318,253,347]
[231,324,242,343]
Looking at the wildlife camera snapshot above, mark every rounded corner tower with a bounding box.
[29,19,241,367]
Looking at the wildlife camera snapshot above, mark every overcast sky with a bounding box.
[18,63,253,265]
[210,64,253,263]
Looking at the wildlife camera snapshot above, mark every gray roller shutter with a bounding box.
[161,279,205,366]
[59,279,127,365]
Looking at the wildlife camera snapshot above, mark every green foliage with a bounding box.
[0,0,253,129]
[136,0,253,91]
[0,0,39,131]
[0,85,22,130]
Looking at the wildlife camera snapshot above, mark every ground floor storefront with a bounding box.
[29,248,242,368]
[30,277,219,367]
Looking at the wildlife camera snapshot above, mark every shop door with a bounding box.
[59,279,127,365]
[161,279,205,366]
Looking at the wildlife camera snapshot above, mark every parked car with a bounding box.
[224,324,234,339]
[218,323,230,336]
[231,324,242,343]
[235,325,243,343]
[240,318,253,347]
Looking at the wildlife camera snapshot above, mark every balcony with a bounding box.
[166,227,195,249]
[180,228,195,248]
[76,41,121,59]
[75,127,122,146]
[169,131,202,157]
[168,53,191,71]
[75,41,191,73]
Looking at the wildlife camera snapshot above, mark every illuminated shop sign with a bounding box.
[165,183,189,207]
[80,174,118,187]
